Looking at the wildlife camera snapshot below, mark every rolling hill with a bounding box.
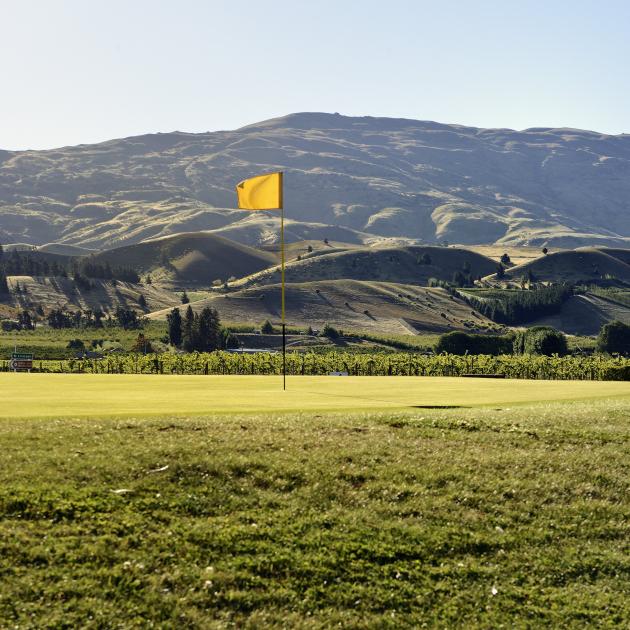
[88,232,277,286]
[2,275,178,316]
[528,293,630,336]
[148,280,497,335]
[232,245,498,290]
[498,248,630,285]
[1,112,630,249]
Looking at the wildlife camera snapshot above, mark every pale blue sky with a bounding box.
[1,0,628,150]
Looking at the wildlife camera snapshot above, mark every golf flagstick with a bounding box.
[234,171,285,390]
[280,190,286,391]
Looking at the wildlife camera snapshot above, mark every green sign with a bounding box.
[12,352,33,360]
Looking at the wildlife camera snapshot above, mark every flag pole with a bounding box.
[280,173,286,391]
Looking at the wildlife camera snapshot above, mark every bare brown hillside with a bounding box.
[89,232,277,286]
[149,280,497,335]
[2,112,630,249]
[232,246,497,290]
[496,248,630,285]
[2,276,178,316]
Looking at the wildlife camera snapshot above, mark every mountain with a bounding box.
[1,112,629,249]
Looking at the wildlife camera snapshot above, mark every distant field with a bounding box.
[0,398,628,627]
[0,374,628,418]
[0,321,168,359]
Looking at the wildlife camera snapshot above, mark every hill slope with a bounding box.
[1,276,178,316]
[89,232,277,286]
[233,246,498,290]
[528,294,630,335]
[499,248,630,285]
[149,280,497,335]
[1,112,630,249]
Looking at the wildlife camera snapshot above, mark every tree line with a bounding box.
[435,321,630,356]
[459,285,573,324]
[167,306,236,352]
[0,245,139,293]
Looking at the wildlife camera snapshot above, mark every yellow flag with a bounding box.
[236,172,283,210]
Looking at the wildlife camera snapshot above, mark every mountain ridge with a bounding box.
[1,112,629,249]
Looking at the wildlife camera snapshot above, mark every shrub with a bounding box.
[434,332,513,356]
[321,323,340,340]
[597,320,630,355]
[261,320,275,334]
[514,326,568,356]
[66,339,85,351]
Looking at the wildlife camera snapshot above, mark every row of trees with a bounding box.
[460,285,573,324]
[435,327,569,357]
[435,321,630,356]
[47,307,143,330]
[0,244,139,286]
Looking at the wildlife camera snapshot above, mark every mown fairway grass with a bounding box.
[0,379,629,627]
[1,374,629,418]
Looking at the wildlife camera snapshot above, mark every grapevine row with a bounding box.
[5,352,629,381]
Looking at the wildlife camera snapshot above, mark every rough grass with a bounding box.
[0,398,629,627]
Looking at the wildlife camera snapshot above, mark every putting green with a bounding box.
[1,373,629,418]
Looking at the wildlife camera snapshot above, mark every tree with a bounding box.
[323,237,329,245]
[0,269,8,294]
[182,305,196,352]
[167,307,182,347]
[131,333,154,354]
[307,245,313,253]
[452,270,466,287]
[197,307,222,351]
[597,321,630,355]
[17,310,34,330]
[181,290,190,304]
[67,339,85,351]
[261,319,274,334]
[542,247,548,255]
[500,253,511,266]
[138,294,148,310]
[321,323,340,340]
[516,326,568,356]
[496,264,505,279]
[114,307,142,330]
[145,275,152,285]
[417,253,432,265]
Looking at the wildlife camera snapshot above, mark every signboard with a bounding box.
[10,352,33,371]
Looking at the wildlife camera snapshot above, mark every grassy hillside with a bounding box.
[37,242,97,256]
[497,247,630,285]
[465,244,563,266]
[149,279,497,335]
[2,275,178,316]
[233,246,497,290]
[89,232,277,286]
[528,293,630,335]
[206,215,374,248]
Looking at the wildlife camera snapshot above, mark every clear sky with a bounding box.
[1,0,629,150]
